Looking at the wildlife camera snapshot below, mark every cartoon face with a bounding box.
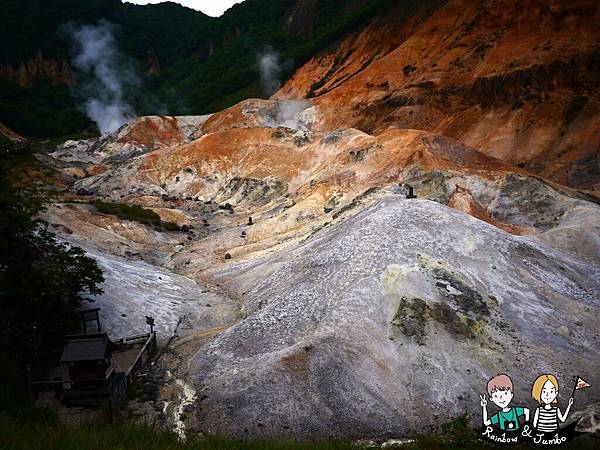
[541,380,558,404]
[491,388,513,408]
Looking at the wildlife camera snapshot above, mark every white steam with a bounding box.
[258,47,282,96]
[66,22,137,134]
[262,100,313,130]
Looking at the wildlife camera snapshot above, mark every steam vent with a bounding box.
[1,0,599,448]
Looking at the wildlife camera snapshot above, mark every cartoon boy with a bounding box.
[480,373,530,431]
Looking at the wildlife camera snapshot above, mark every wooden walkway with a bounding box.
[30,332,156,398]
[111,347,140,373]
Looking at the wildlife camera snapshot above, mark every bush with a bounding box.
[92,200,180,232]
[162,221,181,232]
[92,200,162,226]
[0,133,12,146]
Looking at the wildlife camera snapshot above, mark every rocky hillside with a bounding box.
[191,197,599,439]
[28,0,600,442]
[276,0,600,194]
[43,96,600,438]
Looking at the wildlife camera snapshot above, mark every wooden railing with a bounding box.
[125,331,156,383]
[113,333,149,345]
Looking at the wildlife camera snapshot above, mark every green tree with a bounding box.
[0,166,104,386]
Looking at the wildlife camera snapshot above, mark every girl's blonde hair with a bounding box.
[531,374,559,404]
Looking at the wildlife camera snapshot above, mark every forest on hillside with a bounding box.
[0,0,397,138]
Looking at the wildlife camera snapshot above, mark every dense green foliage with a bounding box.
[92,200,180,231]
[1,0,211,66]
[0,0,397,138]
[0,78,93,137]
[0,132,11,146]
[0,155,104,386]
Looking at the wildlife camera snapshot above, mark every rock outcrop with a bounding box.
[0,51,74,86]
[51,115,211,165]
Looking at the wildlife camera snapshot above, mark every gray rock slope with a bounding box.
[186,197,600,439]
[79,245,236,345]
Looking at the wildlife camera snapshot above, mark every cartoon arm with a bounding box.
[558,397,574,422]
[480,394,491,426]
[533,407,540,427]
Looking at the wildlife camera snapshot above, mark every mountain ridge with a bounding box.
[0,0,397,137]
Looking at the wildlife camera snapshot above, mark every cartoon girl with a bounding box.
[531,374,574,433]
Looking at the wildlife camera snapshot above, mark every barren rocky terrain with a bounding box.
[37,0,600,441]
[277,0,600,194]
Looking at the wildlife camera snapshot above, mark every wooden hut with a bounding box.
[59,333,127,407]
[60,333,113,389]
[31,312,157,407]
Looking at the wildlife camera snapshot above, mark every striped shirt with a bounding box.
[537,406,558,432]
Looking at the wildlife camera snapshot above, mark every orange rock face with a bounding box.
[0,51,74,87]
[139,126,517,196]
[64,91,592,264]
[49,1,600,267]
[275,0,600,193]
[129,121,538,251]
[118,116,203,148]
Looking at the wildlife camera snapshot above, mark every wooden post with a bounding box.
[146,316,155,335]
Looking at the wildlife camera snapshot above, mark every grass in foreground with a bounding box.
[1,407,598,450]
[0,391,597,450]
[0,415,351,450]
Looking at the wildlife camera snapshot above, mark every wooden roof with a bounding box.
[60,333,110,363]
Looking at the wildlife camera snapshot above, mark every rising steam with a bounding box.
[64,21,137,134]
[258,46,282,96]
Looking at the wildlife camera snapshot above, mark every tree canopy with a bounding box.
[0,0,396,138]
[0,162,104,385]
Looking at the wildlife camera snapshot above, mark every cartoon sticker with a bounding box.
[479,373,591,447]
